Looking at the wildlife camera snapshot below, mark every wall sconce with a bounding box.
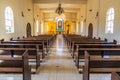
[95,12,99,19]
[96,12,99,17]
[28,9,31,11]
[37,15,39,17]
[89,9,92,12]
[21,11,24,17]
[84,18,86,22]
[34,18,35,22]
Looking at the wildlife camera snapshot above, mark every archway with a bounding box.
[26,23,31,37]
[88,23,93,38]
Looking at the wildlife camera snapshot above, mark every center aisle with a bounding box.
[32,34,111,80]
[33,34,82,80]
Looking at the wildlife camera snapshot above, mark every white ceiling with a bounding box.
[33,0,87,13]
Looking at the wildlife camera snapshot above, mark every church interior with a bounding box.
[0,0,120,80]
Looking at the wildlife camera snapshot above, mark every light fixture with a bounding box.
[21,11,24,17]
[55,0,64,15]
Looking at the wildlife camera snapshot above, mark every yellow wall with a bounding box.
[48,21,56,34]
[72,21,76,34]
[43,20,76,34]
[64,21,72,34]
[44,21,48,34]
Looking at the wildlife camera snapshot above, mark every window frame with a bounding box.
[105,8,114,34]
[5,6,14,33]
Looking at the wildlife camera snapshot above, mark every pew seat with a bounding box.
[0,47,40,72]
[81,48,120,80]
[0,50,31,80]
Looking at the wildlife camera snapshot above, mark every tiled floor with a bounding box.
[0,34,111,80]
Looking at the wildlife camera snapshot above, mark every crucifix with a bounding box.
[67,24,70,34]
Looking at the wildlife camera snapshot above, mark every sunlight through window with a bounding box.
[5,6,14,33]
[105,8,114,34]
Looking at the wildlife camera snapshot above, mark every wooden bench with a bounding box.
[14,39,49,56]
[63,34,117,54]
[15,35,55,54]
[0,46,40,71]
[1,40,46,59]
[0,49,31,80]
[111,72,120,80]
[81,48,120,80]
[70,38,117,51]
[75,44,119,68]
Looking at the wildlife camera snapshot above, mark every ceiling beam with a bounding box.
[40,8,80,13]
[33,0,87,4]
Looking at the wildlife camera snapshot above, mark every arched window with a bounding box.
[5,6,14,33]
[105,8,114,34]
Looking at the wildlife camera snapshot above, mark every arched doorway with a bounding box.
[88,23,93,38]
[26,23,31,37]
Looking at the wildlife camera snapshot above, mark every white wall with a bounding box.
[0,0,33,40]
[86,0,99,37]
[79,4,86,36]
[86,0,120,43]
[98,0,120,43]
[33,4,43,35]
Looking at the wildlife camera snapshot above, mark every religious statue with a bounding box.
[67,24,70,34]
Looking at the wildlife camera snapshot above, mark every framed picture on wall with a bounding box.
[56,18,64,31]
[58,21,62,29]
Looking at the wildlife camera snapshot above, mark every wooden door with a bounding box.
[26,23,31,37]
[88,23,93,38]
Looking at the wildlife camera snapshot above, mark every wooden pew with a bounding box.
[10,38,49,56]
[0,46,40,71]
[1,40,46,59]
[0,49,31,80]
[13,35,55,54]
[74,44,119,68]
[111,72,120,80]
[71,40,116,54]
[63,34,117,54]
[2,34,56,59]
[63,34,117,49]
[81,48,120,80]
[75,43,118,55]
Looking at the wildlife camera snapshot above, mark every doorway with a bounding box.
[88,23,93,38]
[26,23,31,37]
